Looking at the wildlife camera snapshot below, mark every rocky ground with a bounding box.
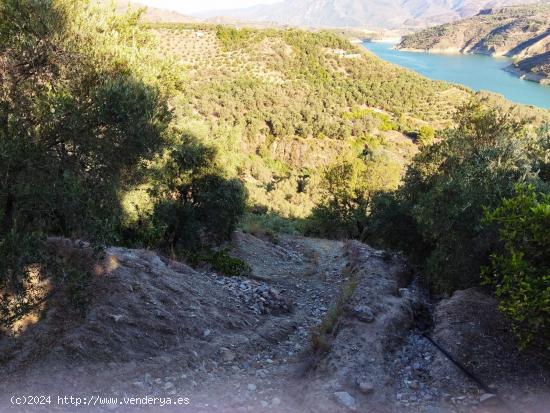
[0,233,548,413]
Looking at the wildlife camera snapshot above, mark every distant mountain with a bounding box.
[198,0,543,29]
[100,1,195,23]
[138,7,195,23]
[397,3,550,84]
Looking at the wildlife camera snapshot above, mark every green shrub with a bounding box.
[204,249,252,277]
[483,185,550,348]
[187,249,252,277]
[307,157,370,239]
[368,101,542,291]
[144,138,248,252]
[216,26,255,51]
[365,192,427,261]
[0,0,174,328]
[417,125,435,146]
[240,212,305,242]
[307,148,403,239]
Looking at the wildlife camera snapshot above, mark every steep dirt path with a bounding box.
[186,233,350,412]
[0,234,355,413]
[2,233,547,413]
[157,234,419,413]
[0,234,425,413]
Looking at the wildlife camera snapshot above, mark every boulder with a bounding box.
[351,305,375,323]
[333,391,357,411]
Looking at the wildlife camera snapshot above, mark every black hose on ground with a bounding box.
[422,333,515,412]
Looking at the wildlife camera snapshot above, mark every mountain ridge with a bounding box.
[397,3,550,84]
[197,0,544,29]
[101,0,196,23]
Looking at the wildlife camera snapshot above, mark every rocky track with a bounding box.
[0,233,548,413]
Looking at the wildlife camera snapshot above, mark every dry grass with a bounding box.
[299,275,359,377]
[307,244,359,359]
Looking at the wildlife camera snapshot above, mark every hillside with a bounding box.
[141,23,550,226]
[1,3,549,412]
[198,0,543,30]
[508,50,550,83]
[144,23,469,222]
[397,3,550,83]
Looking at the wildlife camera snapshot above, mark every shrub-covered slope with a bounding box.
[145,24,474,221]
[145,24,549,224]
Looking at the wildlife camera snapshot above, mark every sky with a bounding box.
[135,0,281,14]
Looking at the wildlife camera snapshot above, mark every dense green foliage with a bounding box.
[304,93,550,348]
[364,104,550,347]
[0,0,171,238]
[483,185,550,347]
[307,147,402,239]
[144,138,247,252]
[0,1,246,329]
[368,102,546,291]
[0,0,172,326]
[308,157,371,239]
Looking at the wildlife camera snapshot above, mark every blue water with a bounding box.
[363,41,550,109]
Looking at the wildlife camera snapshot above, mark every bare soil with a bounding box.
[0,234,548,413]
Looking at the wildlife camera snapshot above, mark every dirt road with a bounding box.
[0,233,548,413]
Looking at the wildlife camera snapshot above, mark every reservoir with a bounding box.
[363,41,550,109]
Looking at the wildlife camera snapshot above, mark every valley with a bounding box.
[142,23,467,222]
[397,3,550,84]
[364,41,550,108]
[0,2,549,413]
[142,23,548,225]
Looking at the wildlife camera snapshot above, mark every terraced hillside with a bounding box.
[397,3,550,83]
[141,24,474,222]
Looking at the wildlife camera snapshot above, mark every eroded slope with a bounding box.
[398,4,550,83]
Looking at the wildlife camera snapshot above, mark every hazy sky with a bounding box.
[135,0,281,14]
